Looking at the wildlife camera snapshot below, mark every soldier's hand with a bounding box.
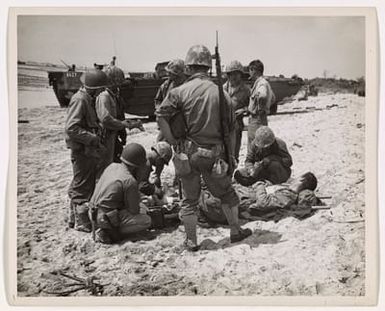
[149,171,158,184]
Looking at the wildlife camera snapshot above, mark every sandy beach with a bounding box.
[16,66,365,297]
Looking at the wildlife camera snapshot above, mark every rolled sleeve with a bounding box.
[155,88,180,120]
[96,94,125,131]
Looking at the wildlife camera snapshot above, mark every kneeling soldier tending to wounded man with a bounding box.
[234,126,292,186]
[89,143,152,244]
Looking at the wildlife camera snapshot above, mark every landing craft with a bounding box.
[47,58,304,118]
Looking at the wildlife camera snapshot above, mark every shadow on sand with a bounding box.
[199,229,282,251]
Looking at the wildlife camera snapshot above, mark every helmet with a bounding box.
[80,69,108,89]
[120,143,147,167]
[225,60,244,73]
[254,126,275,148]
[152,141,173,164]
[104,65,125,86]
[165,59,185,76]
[185,45,212,68]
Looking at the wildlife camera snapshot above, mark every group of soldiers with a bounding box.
[65,44,319,251]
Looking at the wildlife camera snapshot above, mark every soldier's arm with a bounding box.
[154,84,164,108]
[254,182,278,211]
[138,165,156,196]
[276,140,293,168]
[245,144,257,169]
[156,89,180,146]
[95,94,126,131]
[154,164,164,187]
[65,100,99,146]
[123,179,141,215]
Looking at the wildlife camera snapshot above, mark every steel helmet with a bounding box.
[254,126,276,148]
[80,69,108,89]
[104,65,125,86]
[120,143,147,167]
[165,59,185,76]
[185,45,212,68]
[152,141,173,165]
[225,60,244,73]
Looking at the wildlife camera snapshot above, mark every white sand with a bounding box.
[16,74,365,296]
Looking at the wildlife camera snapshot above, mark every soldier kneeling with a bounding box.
[89,143,152,244]
[234,126,292,186]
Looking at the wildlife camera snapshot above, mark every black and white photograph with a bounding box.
[5,6,379,306]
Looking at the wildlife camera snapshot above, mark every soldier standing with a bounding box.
[95,65,144,178]
[65,70,107,231]
[156,45,252,251]
[223,60,250,163]
[154,59,186,142]
[247,59,276,150]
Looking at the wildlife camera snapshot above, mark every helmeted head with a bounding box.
[254,126,276,149]
[225,60,244,74]
[248,59,264,79]
[151,141,173,165]
[80,69,108,90]
[104,65,125,87]
[120,143,147,168]
[225,60,244,86]
[165,59,185,77]
[185,45,212,69]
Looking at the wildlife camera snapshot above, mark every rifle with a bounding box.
[214,31,234,175]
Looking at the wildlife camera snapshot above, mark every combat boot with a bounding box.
[74,203,92,233]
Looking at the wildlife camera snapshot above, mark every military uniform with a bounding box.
[250,182,319,214]
[154,78,185,142]
[65,88,100,207]
[156,72,239,220]
[90,162,151,241]
[223,80,250,162]
[235,137,292,186]
[95,89,126,177]
[247,76,275,149]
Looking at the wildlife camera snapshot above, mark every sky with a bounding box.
[17,15,365,79]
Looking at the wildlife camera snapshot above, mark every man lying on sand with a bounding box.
[198,172,320,226]
[234,126,292,186]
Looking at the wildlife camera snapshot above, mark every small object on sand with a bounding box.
[355,178,365,185]
[18,119,30,123]
[356,123,364,129]
[293,142,303,148]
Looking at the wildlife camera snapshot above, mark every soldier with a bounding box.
[223,60,250,163]
[65,69,107,231]
[154,59,186,142]
[234,126,292,186]
[247,59,276,150]
[250,172,319,215]
[90,143,152,244]
[156,45,252,251]
[139,141,173,198]
[95,65,144,178]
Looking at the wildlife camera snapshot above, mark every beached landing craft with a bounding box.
[47,59,304,118]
